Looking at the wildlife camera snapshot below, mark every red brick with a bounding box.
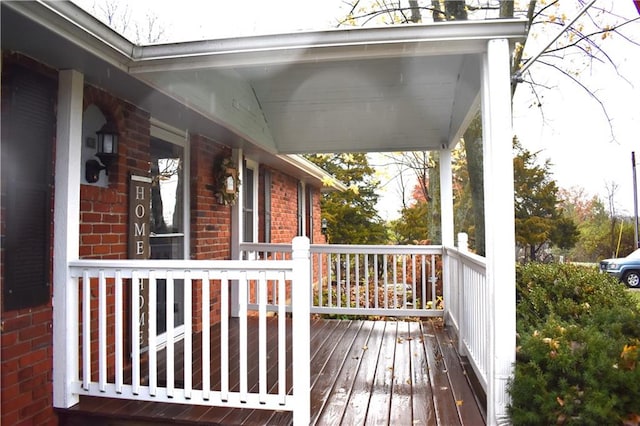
[1,408,20,426]
[18,323,48,341]
[31,308,52,324]
[92,224,111,233]
[19,399,51,422]
[81,212,102,223]
[2,330,18,346]
[18,347,47,368]
[2,388,33,413]
[82,234,101,244]
[2,315,31,332]
[102,233,119,244]
[2,369,18,388]
[2,341,31,361]
[33,407,56,426]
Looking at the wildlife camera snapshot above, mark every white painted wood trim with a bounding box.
[148,272,158,396]
[440,148,454,323]
[481,38,517,426]
[245,157,260,243]
[115,271,124,394]
[201,275,211,400]
[52,69,83,408]
[291,237,311,425]
[231,148,242,317]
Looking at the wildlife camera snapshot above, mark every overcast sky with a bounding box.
[513,0,640,216]
[72,0,640,218]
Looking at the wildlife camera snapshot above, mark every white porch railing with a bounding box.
[242,238,491,406]
[58,236,489,424]
[444,234,489,394]
[240,243,444,317]
[62,237,311,425]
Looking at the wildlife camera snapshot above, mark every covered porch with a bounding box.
[1,2,528,425]
[56,240,488,425]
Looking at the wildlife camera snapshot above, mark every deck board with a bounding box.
[363,321,396,425]
[58,318,485,426]
[410,322,437,426]
[339,320,385,426]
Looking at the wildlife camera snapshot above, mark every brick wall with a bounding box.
[189,134,233,327]
[268,168,326,244]
[80,87,150,260]
[269,170,301,243]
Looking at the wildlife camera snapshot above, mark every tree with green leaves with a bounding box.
[307,153,387,244]
[340,1,635,257]
[513,138,578,262]
[559,187,636,262]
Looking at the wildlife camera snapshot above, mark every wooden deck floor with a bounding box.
[58,317,485,426]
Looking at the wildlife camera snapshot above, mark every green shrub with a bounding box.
[509,263,640,425]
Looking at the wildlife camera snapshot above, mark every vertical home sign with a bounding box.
[129,175,152,349]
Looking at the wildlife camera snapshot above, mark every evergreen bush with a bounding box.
[509,263,640,425]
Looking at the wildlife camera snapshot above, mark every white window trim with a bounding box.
[298,181,306,237]
[244,158,259,243]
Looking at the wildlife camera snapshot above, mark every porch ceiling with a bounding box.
[1,1,528,155]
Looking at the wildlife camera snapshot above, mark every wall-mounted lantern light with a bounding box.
[321,217,328,235]
[85,121,119,183]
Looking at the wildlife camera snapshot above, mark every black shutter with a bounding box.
[2,65,55,311]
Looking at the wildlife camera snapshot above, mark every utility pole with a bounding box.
[633,152,639,248]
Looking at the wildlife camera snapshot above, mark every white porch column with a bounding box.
[439,148,454,322]
[440,148,454,247]
[481,39,516,425]
[291,236,311,425]
[53,69,83,408]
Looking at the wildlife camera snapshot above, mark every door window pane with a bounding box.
[150,137,185,334]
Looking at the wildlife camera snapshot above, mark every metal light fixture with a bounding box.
[85,121,119,183]
[321,218,328,235]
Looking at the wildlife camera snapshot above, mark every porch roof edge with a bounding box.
[130,19,529,73]
[278,155,348,192]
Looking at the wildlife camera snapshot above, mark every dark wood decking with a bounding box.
[58,318,485,426]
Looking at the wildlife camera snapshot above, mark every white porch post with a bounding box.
[439,148,454,322]
[291,236,311,425]
[440,148,454,247]
[230,148,242,317]
[53,69,84,408]
[481,38,516,425]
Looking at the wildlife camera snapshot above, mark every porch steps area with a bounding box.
[57,318,485,425]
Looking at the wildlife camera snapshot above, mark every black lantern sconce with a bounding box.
[321,218,328,235]
[85,121,119,183]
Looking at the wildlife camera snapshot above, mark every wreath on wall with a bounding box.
[215,156,241,205]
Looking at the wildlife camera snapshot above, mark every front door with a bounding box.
[150,136,186,340]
